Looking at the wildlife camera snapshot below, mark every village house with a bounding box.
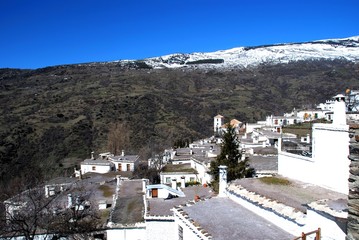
[4,90,359,240]
[80,150,140,175]
[266,91,359,130]
[265,114,302,132]
[108,150,140,172]
[160,163,199,186]
[160,138,219,186]
[80,156,114,175]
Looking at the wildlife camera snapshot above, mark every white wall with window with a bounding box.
[160,172,199,186]
[80,163,112,175]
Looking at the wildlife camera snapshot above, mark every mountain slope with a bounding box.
[134,36,359,69]
[1,37,359,196]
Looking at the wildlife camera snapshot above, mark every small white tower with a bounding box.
[214,114,224,134]
[218,165,228,197]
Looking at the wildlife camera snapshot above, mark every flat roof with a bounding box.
[147,186,214,216]
[248,155,278,172]
[161,163,197,173]
[81,158,113,166]
[109,155,139,162]
[182,197,294,240]
[232,177,347,213]
[111,179,144,225]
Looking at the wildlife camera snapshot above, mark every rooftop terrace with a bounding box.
[110,179,144,226]
[147,185,214,216]
[161,163,197,173]
[231,177,347,213]
[181,197,295,240]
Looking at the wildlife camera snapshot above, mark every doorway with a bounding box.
[152,188,158,198]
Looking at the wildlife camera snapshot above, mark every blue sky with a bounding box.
[1,0,358,69]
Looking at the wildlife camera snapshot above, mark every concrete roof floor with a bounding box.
[232,177,347,213]
[183,197,295,240]
[111,179,144,225]
[148,185,215,216]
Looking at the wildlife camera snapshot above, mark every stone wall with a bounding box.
[347,145,359,240]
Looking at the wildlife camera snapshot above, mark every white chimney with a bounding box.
[45,185,49,198]
[116,175,121,186]
[121,150,125,156]
[218,165,228,197]
[333,94,347,126]
[91,151,95,160]
[180,176,186,188]
[171,179,177,190]
[67,194,73,208]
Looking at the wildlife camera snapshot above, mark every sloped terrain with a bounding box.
[0,58,359,196]
[143,36,359,69]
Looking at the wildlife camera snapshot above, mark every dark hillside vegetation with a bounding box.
[0,59,358,196]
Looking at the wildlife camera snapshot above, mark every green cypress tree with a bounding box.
[210,124,254,190]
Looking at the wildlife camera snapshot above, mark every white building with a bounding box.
[108,150,140,172]
[80,158,113,175]
[265,114,302,132]
[278,94,350,194]
[161,140,218,186]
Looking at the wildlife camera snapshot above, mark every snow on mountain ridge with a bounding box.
[142,36,359,69]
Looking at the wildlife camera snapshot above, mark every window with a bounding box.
[92,166,96,171]
[190,177,195,182]
[166,177,171,183]
[178,225,183,240]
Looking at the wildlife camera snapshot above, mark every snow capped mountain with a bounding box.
[131,36,359,69]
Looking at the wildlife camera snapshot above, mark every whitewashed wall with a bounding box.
[113,162,135,172]
[306,209,346,240]
[173,210,210,240]
[297,110,327,121]
[311,123,350,194]
[80,164,111,175]
[190,161,210,184]
[160,173,198,185]
[107,228,146,240]
[278,152,316,185]
[278,99,350,195]
[157,188,175,198]
[145,220,176,240]
[246,123,266,133]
